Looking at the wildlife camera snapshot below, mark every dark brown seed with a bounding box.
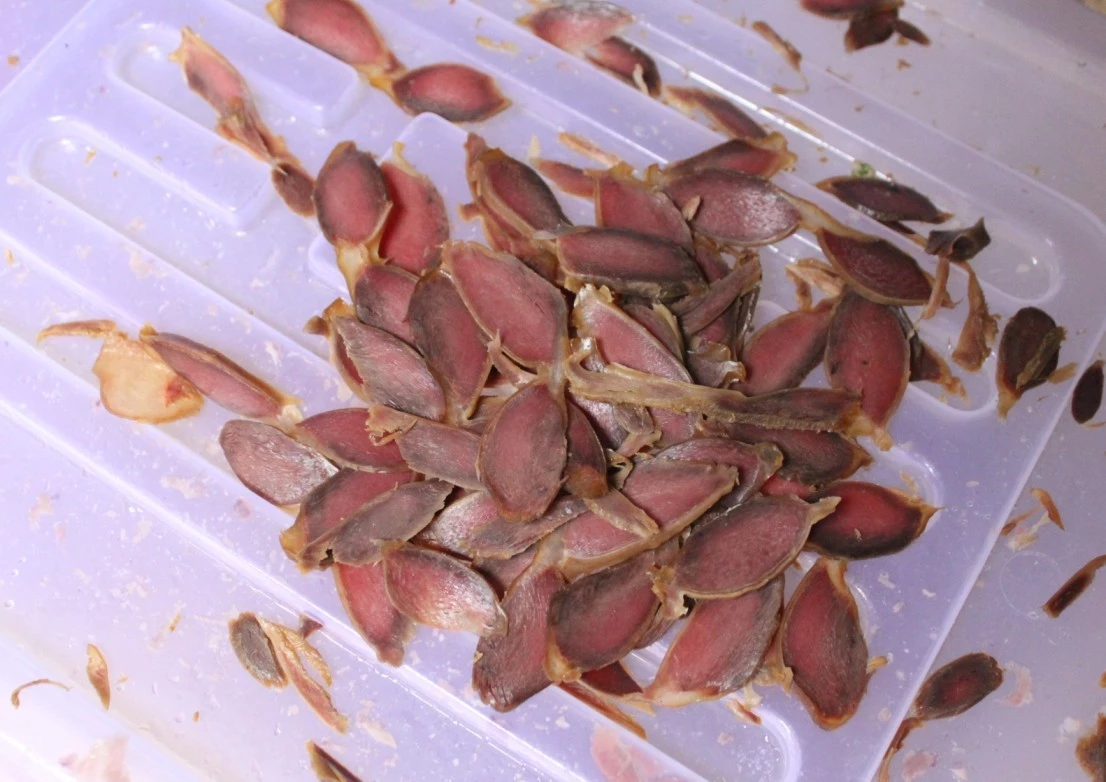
[907,329,966,399]
[664,169,800,247]
[228,613,286,688]
[655,437,783,506]
[800,0,902,20]
[808,481,936,559]
[996,306,1065,419]
[387,64,511,123]
[520,2,634,54]
[267,0,401,76]
[220,420,338,507]
[663,86,768,140]
[585,37,661,97]
[913,652,1003,721]
[817,228,932,305]
[1076,714,1106,781]
[925,218,991,263]
[1072,360,1104,425]
[1043,555,1106,618]
[825,290,910,445]
[307,741,362,782]
[845,9,898,51]
[780,558,870,729]
[334,561,414,666]
[817,176,949,224]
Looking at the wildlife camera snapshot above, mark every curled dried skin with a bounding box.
[478,382,568,522]
[562,682,646,739]
[585,37,661,97]
[330,480,453,566]
[253,616,348,732]
[314,142,391,275]
[38,320,203,424]
[951,267,997,371]
[906,325,967,399]
[1043,554,1106,618]
[309,299,445,420]
[86,644,110,710]
[294,409,406,471]
[546,548,667,681]
[646,578,783,707]
[825,291,910,446]
[267,0,401,76]
[520,2,634,54]
[558,227,706,301]
[817,228,932,306]
[720,423,872,486]
[140,328,299,423]
[816,176,950,224]
[808,481,936,559]
[663,85,767,140]
[381,64,511,124]
[565,402,609,499]
[442,241,567,368]
[307,741,362,782]
[665,170,800,247]
[674,254,762,337]
[220,420,338,507]
[738,299,834,395]
[352,264,417,344]
[996,306,1065,419]
[661,496,838,603]
[913,652,1004,721]
[662,136,795,180]
[594,165,692,251]
[10,678,70,708]
[473,552,565,711]
[925,218,991,263]
[751,21,803,72]
[408,270,492,421]
[1072,360,1104,425]
[780,558,870,729]
[281,469,413,567]
[382,542,507,636]
[334,561,413,666]
[557,460,738,578]
[378,149,450,274]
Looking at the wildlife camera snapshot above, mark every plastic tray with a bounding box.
[0,0,1104,779]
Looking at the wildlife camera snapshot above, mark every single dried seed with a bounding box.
[1072,360,1104,425]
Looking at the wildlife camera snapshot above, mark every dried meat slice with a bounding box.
[996,306,1065,419]
[663,85,768,140]
[825,290,910,446]
[808,481,936,559]
[330,480,453,566]
[473,550,565,711]
[478,382,568,522]
[140,328,299,423]
[333,561,414,666]
[378,149,450,274]
[442,241,568,368]
[280,469,413,566]
[351,264,417,345]
[594,165,692,251]
[816,176,950,224]
[38,320,203,424]
[408,270,492,421]
[308,300,446,420]
[293,408,406,471]
[220,420,338,507]
[519,2,634,54]
[267,0,401,76]
[585,37,661,97]
[664,170,800,246]
[546,548,669,681]
[382,542,507,636]
[660,496,838,603]
[557,228,706,301]
[738,299,834,395]
[646,578,783,707]
[780,558,870,729]
[381,63,511,123]
[817,228,932,306]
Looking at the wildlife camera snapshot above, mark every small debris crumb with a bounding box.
[878,572,897,589]
[6,54,19,67]
[555,715,570,729]
[902,749,936,782]
[356,702,397,748]
[897,59,912,70]
[475,35,520,54]
[878,707,892,722]
[192,711,199,722]
[1060,716,1084,742]
[717,732,733,746]
[28,493,55,527]
[4,248,14,265]
[84,148,97,165]
[160,475,205,499]
[892,601,905,613]
[1001,661,1033,707]
[921,589,936,598]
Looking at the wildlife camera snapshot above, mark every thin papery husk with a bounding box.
[38,320,204,424]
